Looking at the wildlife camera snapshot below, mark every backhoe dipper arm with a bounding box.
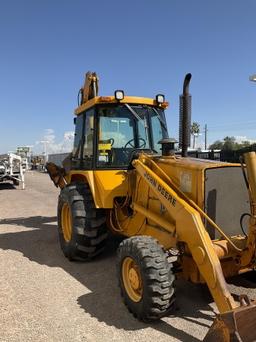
[80,71,99,104]
[132,158,238,314]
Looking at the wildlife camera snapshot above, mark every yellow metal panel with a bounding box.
[66,170,128,208]
[156,155,240,171]
[155,158,201,205]
[94,170,127,207]
[151,156,241,210]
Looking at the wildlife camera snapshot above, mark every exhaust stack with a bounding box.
[179,73,192,157]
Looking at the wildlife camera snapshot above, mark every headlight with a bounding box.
[115,90,124,101]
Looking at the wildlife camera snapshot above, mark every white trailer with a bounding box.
[0,153,25,189]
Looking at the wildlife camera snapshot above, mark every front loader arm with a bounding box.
[132,158,238,314]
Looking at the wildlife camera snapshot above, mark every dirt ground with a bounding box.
[0,171,255,342]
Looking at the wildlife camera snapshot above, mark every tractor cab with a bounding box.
[72,88,169,170]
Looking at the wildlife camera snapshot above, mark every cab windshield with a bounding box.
[97,104,168,168]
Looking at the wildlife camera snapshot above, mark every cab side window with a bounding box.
[72,114,84,159]
[82,108,94,168]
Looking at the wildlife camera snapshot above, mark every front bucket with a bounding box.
[204,297,256,342]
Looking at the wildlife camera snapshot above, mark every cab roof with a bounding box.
[74,96,169,115]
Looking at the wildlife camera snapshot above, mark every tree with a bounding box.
[209,140,223,150]
[222,136,236,151]
[190,122,200,149]
[239,141,251,149]
[209,137,252,151]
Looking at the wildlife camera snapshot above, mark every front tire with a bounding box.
[57,182,108,260]
[117,236,175,321]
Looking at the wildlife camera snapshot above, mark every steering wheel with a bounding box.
[124,137,146,149]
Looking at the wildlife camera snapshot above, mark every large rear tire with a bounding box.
[57,182,108,260]
[117,236,175,322]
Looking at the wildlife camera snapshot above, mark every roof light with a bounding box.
[115,90,124,101]
[156,94,165,104]
[249,74,256,82]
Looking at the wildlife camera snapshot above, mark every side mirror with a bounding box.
[73,117,77,125]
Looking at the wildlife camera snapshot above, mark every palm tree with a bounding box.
[190,122,200,149]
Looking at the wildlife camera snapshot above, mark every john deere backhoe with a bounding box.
[47,72,256,341]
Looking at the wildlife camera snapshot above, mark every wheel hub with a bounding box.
[61,203,72,242]
[122,257,142,302]
[128,267,140,290]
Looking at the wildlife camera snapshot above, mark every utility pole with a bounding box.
[204,124,208,150]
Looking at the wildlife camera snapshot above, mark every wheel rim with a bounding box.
[122,257,142,302]
[61,203,72,242]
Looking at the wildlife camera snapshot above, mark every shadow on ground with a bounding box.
[1,216,255,341]
[0,183,16,190]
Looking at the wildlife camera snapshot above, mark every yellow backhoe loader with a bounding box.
[47,71,256,341]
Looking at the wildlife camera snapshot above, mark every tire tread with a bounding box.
[117,236,175,322]
[57,182,108,261]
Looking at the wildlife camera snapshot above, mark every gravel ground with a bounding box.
[0,171,255,342]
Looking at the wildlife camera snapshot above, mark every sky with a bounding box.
[1,0,256,153]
